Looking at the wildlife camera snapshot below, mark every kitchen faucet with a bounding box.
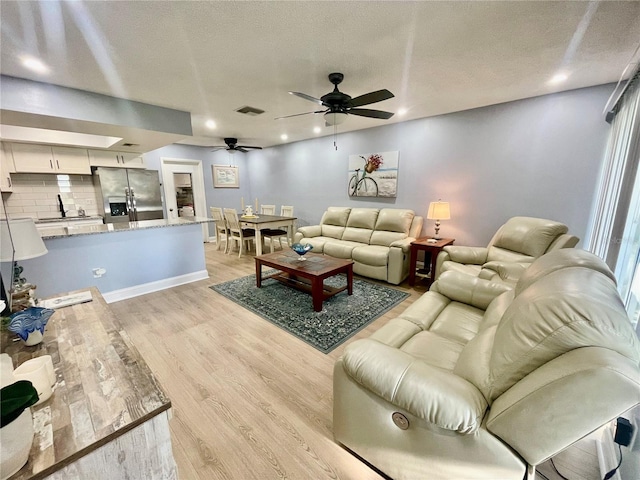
[57,194,67,218]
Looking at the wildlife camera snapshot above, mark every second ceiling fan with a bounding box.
[210,137,262,154]
[276,72,395,126]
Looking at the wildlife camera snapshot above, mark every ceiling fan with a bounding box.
[276,72,395,126]
[210,137,262,154]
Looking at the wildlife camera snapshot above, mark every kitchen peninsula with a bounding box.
[20,217,212,303]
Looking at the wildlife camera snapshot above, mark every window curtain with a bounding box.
[586,71,640,265]
[586,70,640,327]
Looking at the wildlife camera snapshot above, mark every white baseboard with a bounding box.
[102,270,210,304]
[597,423,621,480]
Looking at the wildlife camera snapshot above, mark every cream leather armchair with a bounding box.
[333,249,640,480]
[434,216,579,284]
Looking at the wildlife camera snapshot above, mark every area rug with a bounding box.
[210,273,409,353]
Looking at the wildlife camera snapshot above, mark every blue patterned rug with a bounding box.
[210,273,409,353]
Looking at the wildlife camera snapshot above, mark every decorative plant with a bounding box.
[1,381,39,427]
[361,154,383,173]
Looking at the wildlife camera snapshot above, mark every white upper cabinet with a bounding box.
[88,150,145,169]
[10,143,91,175]
[0,142,15,192]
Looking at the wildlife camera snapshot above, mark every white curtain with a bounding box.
[586,71,640,326]
[586,73,640,264]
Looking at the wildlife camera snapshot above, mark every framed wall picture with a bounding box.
[212,165,239,188]
[348,151,399,198]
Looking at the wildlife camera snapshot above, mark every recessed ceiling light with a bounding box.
[313,127,321,134]
[549,73,568,85]
[397,108,408,116]
[205,119,216,129]
[21,56,49,74]
[281,134,288,141]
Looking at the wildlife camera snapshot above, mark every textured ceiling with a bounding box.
[1,1,639,150]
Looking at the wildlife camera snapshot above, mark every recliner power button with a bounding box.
[392,412,409,430]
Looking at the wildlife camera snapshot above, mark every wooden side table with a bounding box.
[409,236,455,287]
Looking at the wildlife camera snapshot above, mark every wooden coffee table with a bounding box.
[255,251,353,312]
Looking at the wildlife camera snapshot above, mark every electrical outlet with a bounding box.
[614,417,634,447]
[92,268,106,278]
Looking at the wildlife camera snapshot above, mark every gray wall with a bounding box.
[146,84,613,247]
[21,224,206,298]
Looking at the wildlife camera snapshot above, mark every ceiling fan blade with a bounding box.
[275,110,325,120]
[348,108,394,120]
[237,147,249,153]
[238,145,262,150]
[289,91,324,105]
[348,89,394,108]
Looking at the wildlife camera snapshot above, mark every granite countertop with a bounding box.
[1,288,171,480]
[40,216,213,239]
[35,216,104,224]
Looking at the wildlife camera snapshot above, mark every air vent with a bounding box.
[235,106,265,116]
[122,143,139,147]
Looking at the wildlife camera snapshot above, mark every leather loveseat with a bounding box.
[294,207,423,285]
[333,249,640,480]
[435,216,579,285]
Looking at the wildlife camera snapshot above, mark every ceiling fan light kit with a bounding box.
[325,112,348,126]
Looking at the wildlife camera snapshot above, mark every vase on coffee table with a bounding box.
[291,243,313,261]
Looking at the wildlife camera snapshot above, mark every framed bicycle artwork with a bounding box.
[213,165,239,188]
[348,151,399,198]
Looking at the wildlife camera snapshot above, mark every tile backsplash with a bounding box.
[3,174,101,219]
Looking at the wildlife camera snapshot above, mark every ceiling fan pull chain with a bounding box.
[334,124,338,150]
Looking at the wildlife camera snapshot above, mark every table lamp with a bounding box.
[0,218,48,308]
[427,201,450,239]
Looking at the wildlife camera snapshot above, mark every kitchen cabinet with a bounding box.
[0,142,15,192]
[88,150,146,169]
[10,143,91,175]
[35,218,104,235]
[174,173,192,187]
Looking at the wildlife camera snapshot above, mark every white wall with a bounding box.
[145,84,614,247]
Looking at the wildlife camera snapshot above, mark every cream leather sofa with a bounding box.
[334,249,640,480]
[435,216,579,285]
[294,207,423,285]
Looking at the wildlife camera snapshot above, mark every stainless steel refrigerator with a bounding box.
[93,167,164,223]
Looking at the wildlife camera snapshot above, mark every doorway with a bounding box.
[161,158,209,242]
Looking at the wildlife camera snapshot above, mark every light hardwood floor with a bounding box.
[109,243,601,480]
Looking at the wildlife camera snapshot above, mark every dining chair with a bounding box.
[209,206,229,253]
[260,205,276,215]
[261,205,294,253]
[223,208,256,258]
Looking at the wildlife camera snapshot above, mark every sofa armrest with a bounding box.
[296,225,321,239]
[480,261,530,283]
[443,245,489,264]
[342,339,488,433]
[389,237,415,253]
[431,271,512,310]
[486,347,640,466]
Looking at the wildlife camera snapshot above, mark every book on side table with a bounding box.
[40,290,93,309]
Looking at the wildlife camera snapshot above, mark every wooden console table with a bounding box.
[409,236,455,287]
[1,288,176,480]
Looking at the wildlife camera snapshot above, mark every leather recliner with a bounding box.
[333,249,640,480]
[434,216,579,285]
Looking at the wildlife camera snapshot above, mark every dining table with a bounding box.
[240,214,297,256]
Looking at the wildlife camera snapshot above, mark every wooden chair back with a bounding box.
[260,205,276,215]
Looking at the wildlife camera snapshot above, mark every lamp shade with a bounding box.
[324,112,348,126]
[0,218,48,262]
[427,201,451,220]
